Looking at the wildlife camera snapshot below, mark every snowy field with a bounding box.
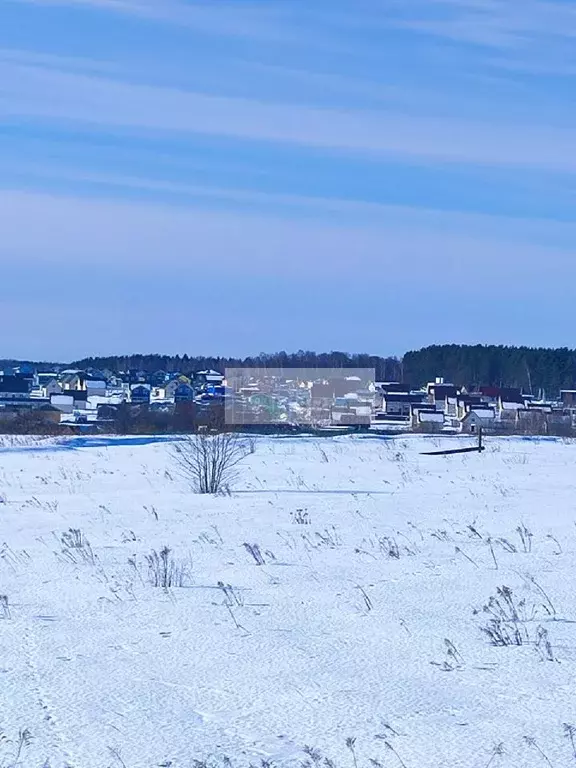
[1,434,576,768]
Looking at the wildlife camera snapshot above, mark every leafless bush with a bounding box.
[477,584,557,656]
[523,736,553,766]
[291,509,311,525]
[172,430,254,494]
[0,595,10,619]
[563,723,576,760]
[217,581,245,607]
[0,727,32,768]
[59,528,96,565]
[485,742,505,767]
[243,543,266,565]
[478,585,529,646]
[486,537,499,569]
[535,626,556,662]
[431,638,463,672]
[145,546,190,588]
[524,574,557,618]
[315,527,341,548]
[355,585,373,613]
[517,523,533,553]
[379,536,400,559]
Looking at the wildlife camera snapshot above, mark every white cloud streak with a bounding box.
[1,188,573,285]
[374,0,576,47]
[2,62,575,171]
[6,165,576,249]
[6,0,295,40]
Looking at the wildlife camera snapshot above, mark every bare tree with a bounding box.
[172,429,254,494]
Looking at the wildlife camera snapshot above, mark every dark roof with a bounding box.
[480,386,523,401]
[377,382,407,394]
[432,385,458,399]
[0,377,30,394]
[384,392,427,403]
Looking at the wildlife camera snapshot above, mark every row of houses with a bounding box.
[2,364,576,434]
[0,367,226,427]
[375,378,576,433]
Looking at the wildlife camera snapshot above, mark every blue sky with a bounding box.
[1,0,575,361]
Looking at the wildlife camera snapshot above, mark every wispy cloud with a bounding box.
[2,60,575,171]
[7,0,296,39]
[1,187,573,277]
[380,0,576,48]
[5,165,576,249]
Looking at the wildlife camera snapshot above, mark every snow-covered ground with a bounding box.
[1,434,576,768]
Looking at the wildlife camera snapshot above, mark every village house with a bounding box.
[41,378,63,398]
[381,392,427,420]
[195,370,225,387]
[427,377,460,406]
[561,390,576,407]
[59,371,87,391]
[461,407,496,434]
[0,376,32,400]
[456,394,487,419]
[130,384,151,405]
[174,382,195,403]
[412,408,445,431]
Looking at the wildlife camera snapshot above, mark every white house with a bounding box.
[461,408,496,433]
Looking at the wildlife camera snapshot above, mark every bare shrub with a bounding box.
[59,528,96,565]
[477,584,557,656]
[485,742,505,767]
[535,626,556,662]
[431,638,463,672]
[0,727,33,768]
[172,430,254,494]
[355,585,373,613]
[563,723,576,760]
[496,537,517,553]
[145,546,190,588]
[523,736,553,766]
[478,585,529,646]
[0,595,10,619]
[291,509,311,525]
[517,523,533,553]
[379,536,400,559]
[243,543,266,565]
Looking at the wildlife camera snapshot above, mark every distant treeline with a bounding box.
[403,345,576,393]
[0,359,61,372]
[5,345,576,394]
[71,351,403,381]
